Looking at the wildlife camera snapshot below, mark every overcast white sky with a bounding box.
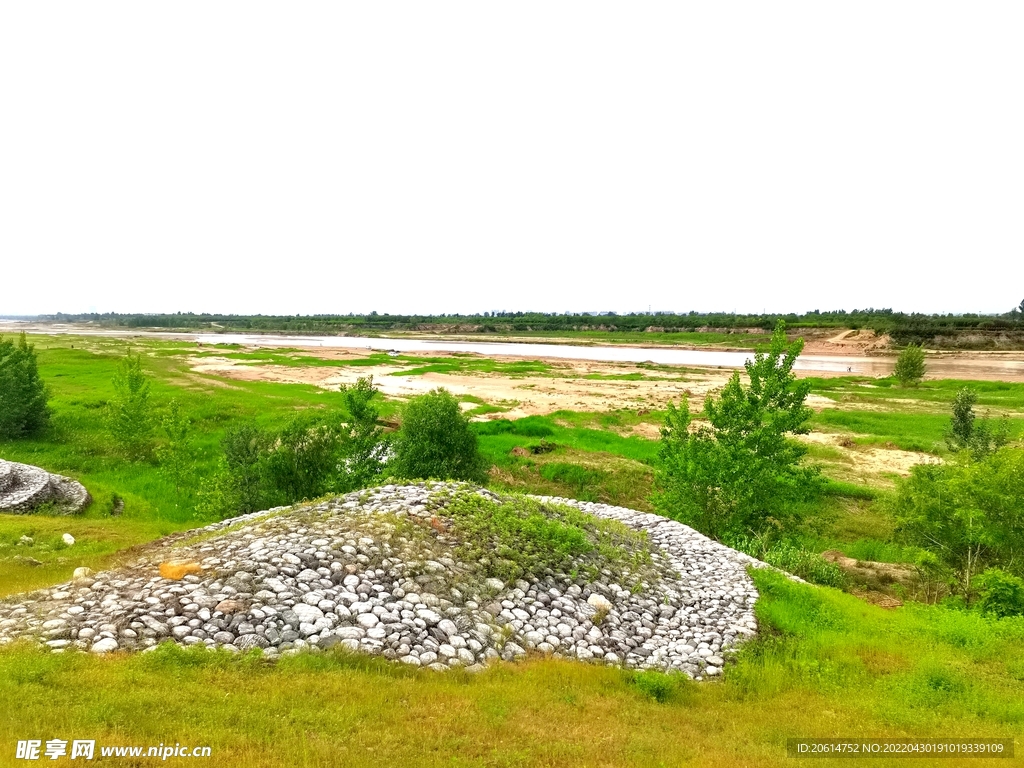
[1,3,1021,317]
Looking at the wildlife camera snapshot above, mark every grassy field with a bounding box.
[2,571,1021,767]
[3,334,1024,766]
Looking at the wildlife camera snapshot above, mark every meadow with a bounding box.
[2,334,1024,766]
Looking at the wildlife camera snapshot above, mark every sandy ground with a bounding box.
[796,431,941,482]
[187,354,839,419]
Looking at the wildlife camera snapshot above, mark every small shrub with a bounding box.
[975,568,1024,618]
[391,389,486,482]
[630,671,678,703]
[893,344,926,387]
[107,351,153,459]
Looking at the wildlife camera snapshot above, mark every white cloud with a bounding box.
[1,2,1021,315]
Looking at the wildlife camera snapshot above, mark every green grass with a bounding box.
[807,376,1024,410]
[475,414,660,465]
[810,410,954,453]
[2,570,1022,767]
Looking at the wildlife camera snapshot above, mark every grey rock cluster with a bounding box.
[0,484,765,678]
[0,459,91,515]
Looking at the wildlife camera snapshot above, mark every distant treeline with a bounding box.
[25,306,1024,348]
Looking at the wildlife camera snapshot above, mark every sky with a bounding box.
[1,2,1022,317]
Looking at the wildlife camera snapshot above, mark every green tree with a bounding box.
[107,351,153,459]
[893,343,926,387]
[946,387,1008,458]
[391,388,486,482]
[892,448,1024,600]
[155,400,195,502]
[264,413,343,502]
[655,321,819,542]
[338,376,388,491]
[0,333,49,438]
[221,422,273,513]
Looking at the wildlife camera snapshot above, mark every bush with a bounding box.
[893,344,926,387]
[891,448,1024,599]
[0,333,49,438]
[391,389,486,482]
[975,568,1024,618]
[221,423,274,513]
[337,377,388,491]
[263,414,344,502]
[945,386,1008,458]
[107,351,153,459]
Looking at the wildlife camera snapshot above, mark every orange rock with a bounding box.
[159,560,202,580]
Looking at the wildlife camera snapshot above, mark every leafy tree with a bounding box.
[945,387,1009,458]
[156,400,195,502]
[391,388,486,482]
[264,413,343,502]
[655,321,819,542]
[337,376,388,491]
[221,422,273,513]
[892,448,1024,600]
[0,333,49,438]
[893,343,926,387]
[107,351,153,459]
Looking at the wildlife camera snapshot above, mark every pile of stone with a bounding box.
[0,459,91,515]
[0,483,766,679]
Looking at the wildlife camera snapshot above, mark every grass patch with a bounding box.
[440,489,652,584]
[810,410,953,453]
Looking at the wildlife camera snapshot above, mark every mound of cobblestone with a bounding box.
[0,459,91,515]
[0,484,766,678]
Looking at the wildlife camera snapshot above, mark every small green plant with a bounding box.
[156,400,195,503]
[945,386,1009,458]
[894,344,926,387]
[630,671,679,703]
[107,350,153,459]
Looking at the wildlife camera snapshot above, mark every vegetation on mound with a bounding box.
[434,489,653,585]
